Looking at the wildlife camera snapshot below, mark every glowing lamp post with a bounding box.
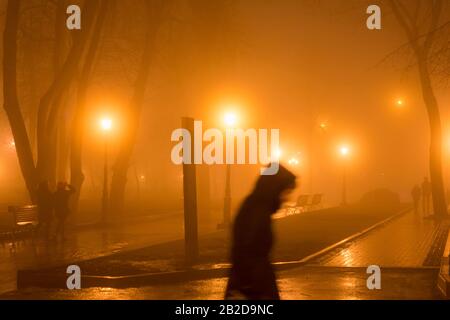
[288,157,300,166]
[220,112,238,229]
[339,145,350,206]
[340,146,349,157]
[274,148,282,161]
[224,112,237,128]
[100,117,112,224]
[100,118,112,131]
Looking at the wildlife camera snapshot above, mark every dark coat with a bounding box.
[225,165,296,300]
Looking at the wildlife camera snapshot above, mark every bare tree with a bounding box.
[2,0,37,200]
[36,0,100,184]
[389,0,449,218]
[3,0,101,201]
[109,0,170,216]
[70,0,110,212]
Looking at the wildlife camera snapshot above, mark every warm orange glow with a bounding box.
[340,146,350,157]
[100,118,113,131]
[9,139,15,149]
[274,148,282,160]
[288,157,300,166]
[223,111,238,128]
[396,99,404,107]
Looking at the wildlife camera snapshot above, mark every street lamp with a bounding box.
[309,121,330,194]
[339,145,350,206]
[340,146,349,157]
[274,148,282,161]
[100,118,112,131]
[224,112,238,128]
[100,117,112,224]
[220,111,238,229]
[288,157,300,166]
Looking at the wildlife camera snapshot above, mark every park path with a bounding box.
[310,210,449,267]
[0,266,441,300]
[1,209,448,300]
[0,212,216,295]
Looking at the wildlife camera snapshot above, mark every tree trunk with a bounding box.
[46,92,64,186]
[23,13,39,158]
[2,0,37,202]
[36,0,100,183]
[57,105,70,181]
[389,0,447,219]
[54,0,69,184]
[109,39,153,216]
[418,58,448,218]
[109,1,167,216]
[70,0,110,213]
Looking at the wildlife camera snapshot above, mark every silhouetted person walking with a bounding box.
[36,181,54,241]
[411,185,421,214]
[225,164,296,300]
[422,177,432,216]
[54,182,76,241]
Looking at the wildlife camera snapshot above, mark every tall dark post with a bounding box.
[223,163,232,225]
[101,138,109,224]
[182,117,199,264]
[197,164,212,224]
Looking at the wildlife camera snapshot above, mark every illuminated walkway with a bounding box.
[0,266,442,300]
[1,210,447,300]
[311,211,449,267]
[0,212,216,295]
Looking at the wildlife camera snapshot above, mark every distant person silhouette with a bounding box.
[36,181,54,241]
[411,185,421,214]
[225,164,296,300]
[53,182,76,241]
[421,177,432,216]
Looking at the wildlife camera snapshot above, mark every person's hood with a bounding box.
[249,164,296,212]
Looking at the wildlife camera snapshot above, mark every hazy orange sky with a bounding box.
[1,0,450,211]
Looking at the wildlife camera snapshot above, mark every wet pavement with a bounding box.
[312,211,449,267]
[1,209,447,300]
[0,266,442,300]
[0,212,215,294]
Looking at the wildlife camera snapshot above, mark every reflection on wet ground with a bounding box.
[0,267,441,300]
[0,213,217,294]
[313,211,448,267]
[1,210,447,300]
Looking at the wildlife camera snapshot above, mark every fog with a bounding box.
[1,0,450,225]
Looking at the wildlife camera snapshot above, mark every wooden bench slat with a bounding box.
[8,205,39,230]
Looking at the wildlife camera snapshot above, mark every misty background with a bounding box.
[1,0,449,225]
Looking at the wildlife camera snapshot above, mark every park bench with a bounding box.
[284,193,324,215]
[7,205,38,240]
[285,194,310,215]
[308,193,324,211]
